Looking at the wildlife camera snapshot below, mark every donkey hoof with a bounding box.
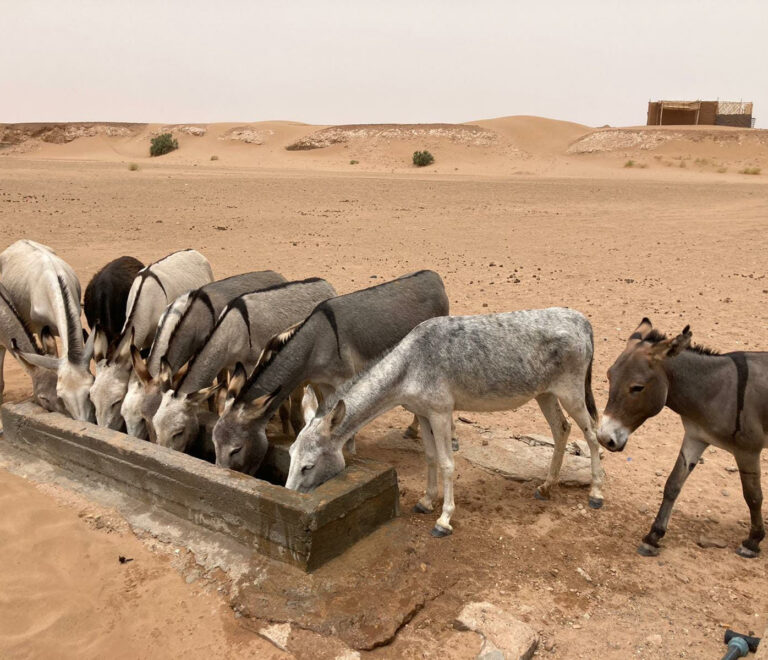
[588,496,604,510]
[534,488,550,501]
[403,427,419,439]
[412,502,431,514]
[637,542,660,557]
[736,545,760,559]
[430,525,452,538]
[451,438,460,452]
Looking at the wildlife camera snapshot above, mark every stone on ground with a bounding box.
[454,601,538,660]
[462,436,592,485]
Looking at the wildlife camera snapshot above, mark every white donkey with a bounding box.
[286,308,604,537]
[0,240,94,420]
[90,249,213,429]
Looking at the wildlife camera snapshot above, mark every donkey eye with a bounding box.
[630,385,645,393]
[301,464,314,474]
[229,446,242,457]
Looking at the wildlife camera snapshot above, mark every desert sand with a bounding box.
[1,116,767,659]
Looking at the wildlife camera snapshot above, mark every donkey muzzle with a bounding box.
[597,415,629,452]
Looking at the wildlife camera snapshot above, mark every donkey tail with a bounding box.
[584,357,598,423]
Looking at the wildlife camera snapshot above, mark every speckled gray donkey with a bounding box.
[123,270,286,439]
[213,270,450,476]
[152,277,337,453]
[598,319,768,558]
[286,308,603,537]
[0,282,57,411]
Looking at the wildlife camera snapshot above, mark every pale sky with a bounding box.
[2,1,766,127]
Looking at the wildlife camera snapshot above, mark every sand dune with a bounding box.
[2,116,766,178]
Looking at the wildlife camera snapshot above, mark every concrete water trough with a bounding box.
[0,400,399,571]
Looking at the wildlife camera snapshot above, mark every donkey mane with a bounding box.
[57,275,84,362]
[166,289,215,348]
[643,328,720,356]
[0,285,43,354]
[236,318,309,400]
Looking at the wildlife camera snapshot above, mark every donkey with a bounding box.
[152,277,337,452]
[117,292,192,437]
[90,249,213,429]
[0,240,94,421]
[597,319,768,558]
[123,270,286,439]
[1,282,58,410]
[213,270,450,476]
[83,256,144,345]
[285,308,603,537]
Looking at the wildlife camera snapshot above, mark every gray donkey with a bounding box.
[123,270,286,438]
[152,277,337,452]
[598,319,768,558]
[286,308,603,537]
[90,249,213,429]
[213,270,450,476]
[1,282,57,410]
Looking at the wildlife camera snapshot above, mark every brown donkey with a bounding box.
[597,318,767,558]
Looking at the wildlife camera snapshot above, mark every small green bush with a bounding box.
[624,159,635,168]
[412,150,434,167]
[128,162,139,171]
[740,167,761,175]
[150,133,178,157]
[350,159,359,165]
[210,155,219,161]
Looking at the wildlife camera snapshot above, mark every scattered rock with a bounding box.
[463,436,592,486]
[645,634,663,647]
[576,567,592,583]
[722,489,730,497]
[259,623,292,652]
[454,601,538,660]
[725,466,739,473]
[697,536,728,549]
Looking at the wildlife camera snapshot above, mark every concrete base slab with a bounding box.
[1,400,399,571]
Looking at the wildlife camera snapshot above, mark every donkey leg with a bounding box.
[559,393,605,509]
[404,412,419,439]
[289,387,305,437]
[278,402,291,435]
[734,451,764,558]
[639,433,707,556]
[0,346,5,407]
[430,413,456,537]
[534,393,571,502]
[451,417,459,452]
[414,415,439,514]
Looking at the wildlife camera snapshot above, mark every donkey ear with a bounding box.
[226,362,248,402]
[328,399,346,432]
[627,317,653,347]
[92,325,109,363]
[11,343,62,373]
[158,357,173,390]
[250,385,282,416]
[81,327,95,364]
[172,361,190,389]
[131,345,151,385]
[40,326,59,357]
[113,328,134,365]
[187,381,225,406]
[651,326,692,360]
[302,386,319,425]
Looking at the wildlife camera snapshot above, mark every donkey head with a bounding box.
[598,318,692,452]
[10,329,61,414]
[212,364,280,475]
[285,387,347,492]
[90,327,133,429]
[12,327,95,421]
[152,362,222,452]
